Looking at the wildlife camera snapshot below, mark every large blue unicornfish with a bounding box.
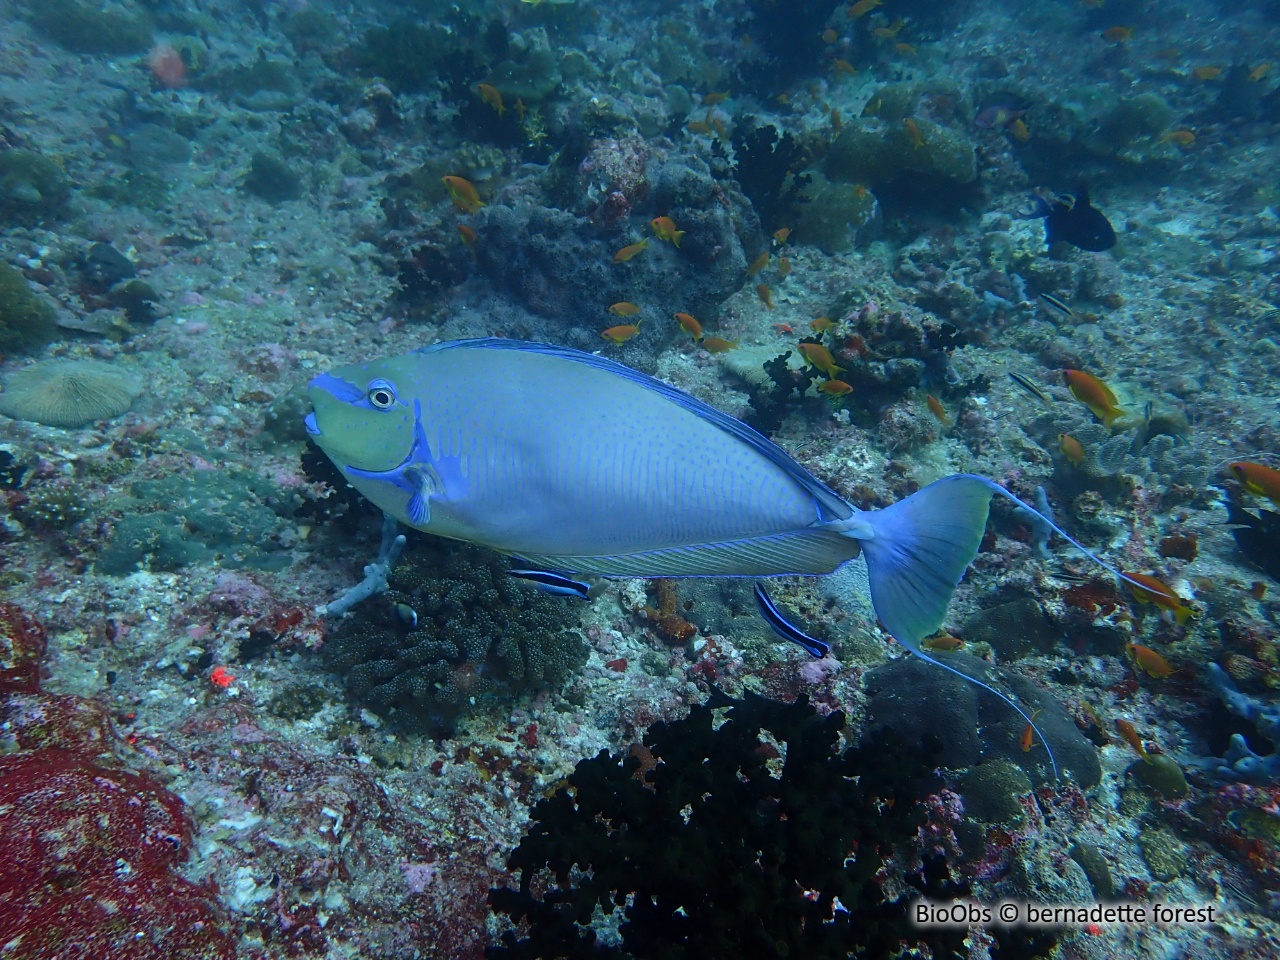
[306,339,1124,776]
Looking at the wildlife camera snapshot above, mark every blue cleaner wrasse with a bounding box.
[307,340,1149,782]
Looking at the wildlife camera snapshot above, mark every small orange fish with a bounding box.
[1250,581,1268,601]
[797,342,844,377]
[1021,710,1043,752]
[515,98,527,122]
[1127,643,1175,679]
[822,28,838,43]
[1161,128,1196,146]
[609,301,641,317]
[1155,47,1182,62]
[1230,461,1280,507]
[772,227,792,244]
[1010,117,1030,142]
[442,175,484,213]
[833,58,858,76]
[1063,369,1125,428]
[1058,433,1085,467]
[457,223,477,249]
[810,316,833,333]
[756,283,774,309]
[903,117,924,149]
[674,312,703,340]
[1115,718,1151,761]
[650,216,685,246]
[1124,572,1196,625]
[777,256,792,279]
[894,42,916,56]
[476,82,505,117]
[848,0,881,18]
[926,394,947,424]
[747,250,770,275]
[872,19,905,39]
[612,238,649,262]
[853,183,869,198]
[1192,65,1222,80]
[687,120,712,135]
[702,92,729,105]
[702,336,737,353]
[1101,25,1133,42]
[921,634,964,652]
[601,323,641,344]
[830,107,842,131]
[1250,63,1273,82]
[818,379,853,397]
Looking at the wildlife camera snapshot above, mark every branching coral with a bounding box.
[488,689,1058,959]
[323,533,586,734]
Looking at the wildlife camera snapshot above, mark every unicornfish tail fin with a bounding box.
[856,474,1061,780]
[857,474,994,649]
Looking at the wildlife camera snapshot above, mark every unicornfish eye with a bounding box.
[366,379,397,409]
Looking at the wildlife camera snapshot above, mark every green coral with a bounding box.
[0,262,57,354]
[792,171,879,254]
[825,116,976,189]
[0,151,70,223]
[95,469,296,575]
[243,152,303,204]
[322,535,586,735]
[1137,827,1187,881]
[1128,754,1190,799]
[958,759,1033,826]
[29,0,151,55]
[14,485,90,529]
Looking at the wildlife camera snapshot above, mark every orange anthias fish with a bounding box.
[1021,710,1043,752]
[457,224,477,250]
[1192,65,1223,80]
[609,301,641,317]
[926,394,947,424]
[612,238,649,262]
[903,117,924,149]
[747,250,770,275]
[650,216,685,246]
[1101,25,1133,42]
[1230,461,1280,507]
[848,0,881,17]
[601,323,641,344]
[810,316,833,333]
[1115,718,1152,761]
[1123,572,1196,625]
[477,83,506,117]
[1058,433,1085,467]
[1063,369,1125,428]
[1250,63,1273,82]
[1161,128,1196,146]
[674,312,703,340]
[702,91,729,106]
[773,227,792,244]
[702,336,737,353]
[443,176,484,213]
[818,379,853,397]
[1127,643,1175,679]
[1010,117,1030,142]
[798,342,844,377]
[757,284,774,309]
[777,257,792,279]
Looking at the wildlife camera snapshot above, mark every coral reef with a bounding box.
[322,534,586,734]
[0,262,58,354]
[489,689,1054,959]
[0,604,238,960]
[0,358,142,428]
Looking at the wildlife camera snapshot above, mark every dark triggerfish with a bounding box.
[307,340,1132,778]
[1036,188,1116,252]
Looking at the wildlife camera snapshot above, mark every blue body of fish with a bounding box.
[305,338,1000,649]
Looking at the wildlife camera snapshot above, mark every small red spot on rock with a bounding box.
[606,657,628,672]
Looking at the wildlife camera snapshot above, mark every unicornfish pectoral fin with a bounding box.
[754,582,829,658]
[405,465,444,526]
